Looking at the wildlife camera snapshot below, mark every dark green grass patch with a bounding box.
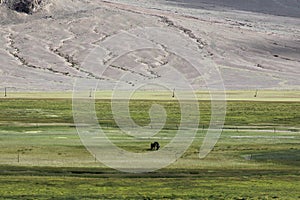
[0,173,299,199]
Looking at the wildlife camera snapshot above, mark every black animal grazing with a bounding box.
[150,142,160,150]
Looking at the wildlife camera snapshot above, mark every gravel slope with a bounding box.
[0,0,299,91]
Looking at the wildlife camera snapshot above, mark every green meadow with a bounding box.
[0,91,299,199]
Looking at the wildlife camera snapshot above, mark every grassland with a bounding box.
[2,90,300,101]
[0,91,299,199]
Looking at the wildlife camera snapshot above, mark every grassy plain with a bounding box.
[0,91,299,199]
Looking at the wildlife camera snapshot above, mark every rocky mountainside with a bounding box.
[0,0,45,14]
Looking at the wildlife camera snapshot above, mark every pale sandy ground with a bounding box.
[0,0,299,91]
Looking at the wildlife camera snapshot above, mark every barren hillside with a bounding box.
[0,0,299,91]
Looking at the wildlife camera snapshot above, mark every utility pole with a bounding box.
[172,88,175,98]
[254,89,258,97]
[4,87,7,97]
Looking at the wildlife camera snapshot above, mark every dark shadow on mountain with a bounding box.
[165,0,300,18]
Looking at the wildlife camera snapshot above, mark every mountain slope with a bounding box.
[0,0,299,91]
